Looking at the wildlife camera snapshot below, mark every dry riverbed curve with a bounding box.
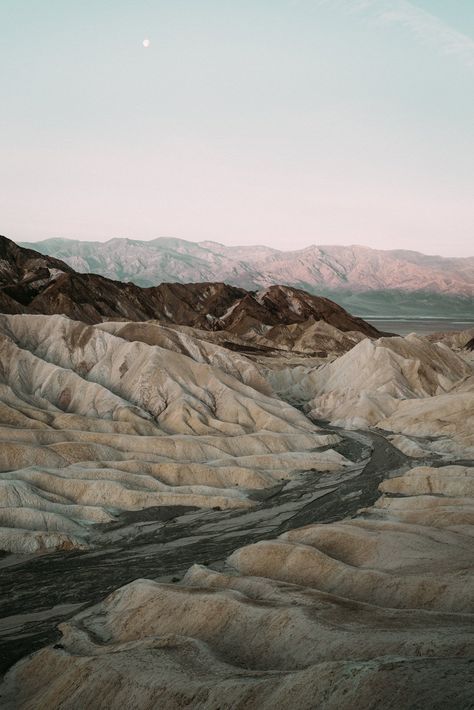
[0,308,472,709]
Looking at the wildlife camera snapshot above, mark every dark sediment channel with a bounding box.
[0,424,437,675]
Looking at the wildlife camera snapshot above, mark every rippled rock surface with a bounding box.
[0,314,347,553]
[2,465,472,709]
[0,281,472,707]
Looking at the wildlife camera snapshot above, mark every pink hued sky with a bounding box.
[1,0,473,257]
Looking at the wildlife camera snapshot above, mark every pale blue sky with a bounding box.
[1,0,473,255]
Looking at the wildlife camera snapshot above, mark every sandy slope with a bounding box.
[269,333,474,457]
[0,314,347,553]
[1,312,473,707]
[2,464,472,709]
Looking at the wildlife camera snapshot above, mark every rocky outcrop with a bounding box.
[0,235,72,309]
[0,236,384,345]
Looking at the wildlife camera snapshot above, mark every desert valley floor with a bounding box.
[0,238,473,708]
[0,313,472,708]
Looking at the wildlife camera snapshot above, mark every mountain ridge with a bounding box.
[0,235,383,341]
[18,236,474,317]
[19,237,474,295]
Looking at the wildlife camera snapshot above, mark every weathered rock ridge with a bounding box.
[20,235,474,296]
[0,313,348,553]
[0,236,383,344]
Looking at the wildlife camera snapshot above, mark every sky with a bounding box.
[1,0,473,256]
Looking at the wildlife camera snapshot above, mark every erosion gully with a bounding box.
[0,423,456,675]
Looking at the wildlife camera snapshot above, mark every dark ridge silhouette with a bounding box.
[0,235,384,338]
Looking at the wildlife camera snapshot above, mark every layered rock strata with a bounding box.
[0,314,347,553]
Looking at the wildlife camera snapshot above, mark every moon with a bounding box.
[142,38,150,48]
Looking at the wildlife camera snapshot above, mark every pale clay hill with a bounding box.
[1,314,470,553]
[0,314,348,553]
[20,236,474,296]
[0,238,473,707]
[2,463,473,709]
[271,333,474,457]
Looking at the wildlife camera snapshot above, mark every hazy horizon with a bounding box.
[1,1,473,257]
[12,233,474,260]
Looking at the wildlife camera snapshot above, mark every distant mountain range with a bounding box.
[0,235,383,348]
[16,236,474,317]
